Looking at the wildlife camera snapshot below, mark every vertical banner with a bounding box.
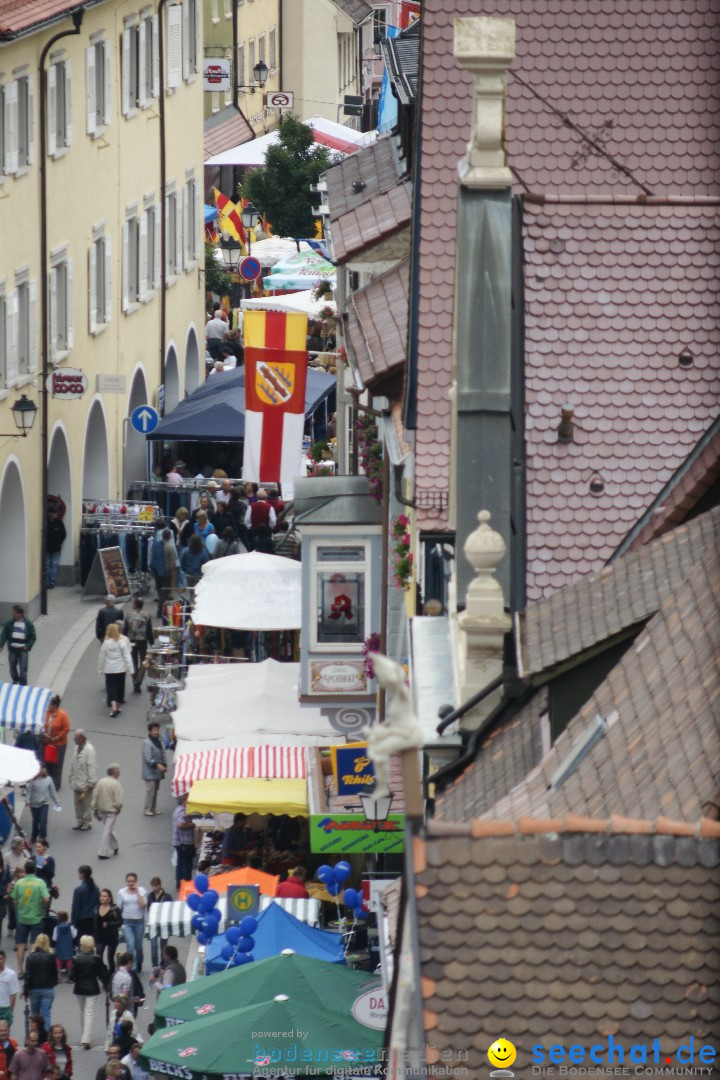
[243,310,309,489]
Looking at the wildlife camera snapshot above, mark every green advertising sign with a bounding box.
[310,814,405,854]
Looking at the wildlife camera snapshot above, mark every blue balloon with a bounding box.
[317,869,334,884]
[226,926,242,945]
[317,864,333,879]
[333,861,352,882]
[239,917,258,935]
[205,889,219,907]
[206,910,222,929]
[343,889,358,909]
[327,880,342,896]
[190,914,204,931]
[186,892,201,911]
[236,936,254,953]
[196,931,209,945]
[233,953,252,965]
[220,944,235,961]
[194,873,209,895]
[200,892,218,913]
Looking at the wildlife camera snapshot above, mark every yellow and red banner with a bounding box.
[213,188,247,250]
[243,310,309,488]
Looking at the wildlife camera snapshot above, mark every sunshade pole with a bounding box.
[2,796,31,850]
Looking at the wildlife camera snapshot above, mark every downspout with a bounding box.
[278,0,283,109]
[39,7,84,616]
[232,0,238,111]
[157,0,169,395]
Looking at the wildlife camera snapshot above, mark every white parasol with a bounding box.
[192,551,302,630]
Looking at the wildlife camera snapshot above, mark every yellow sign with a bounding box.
[256,361,294,406]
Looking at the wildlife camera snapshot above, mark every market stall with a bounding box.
[186,778,308,818]
[177,866,280,900]
[146,895,321,939]
[204,901,345,972]
[172,745,306,797]
[192,552,302,630]
[0,683,52,735]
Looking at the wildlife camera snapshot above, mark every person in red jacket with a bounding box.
[276,868,309,899]
[0,1019,17,1080]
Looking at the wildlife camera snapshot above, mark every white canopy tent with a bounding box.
[241,290,336,317]
[205,116,372,168]
[0,745,45,786]
[192,551,302,630]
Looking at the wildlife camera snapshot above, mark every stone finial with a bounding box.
[463,510,509,621]
[454,16,516,189]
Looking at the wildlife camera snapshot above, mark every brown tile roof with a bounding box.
[413,0,720,536]
[324,137,402,223]
[517,505,720,677]
[331,0,372,27]
[415,820,720,1057]
[0,0,109,37]
[345,260,409,388]
[204,106,254,161]
[330,183,412,264]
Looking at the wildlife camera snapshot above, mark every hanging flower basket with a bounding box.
[391,514,413,589]
[362,632,381,680]
[356,412,383,504]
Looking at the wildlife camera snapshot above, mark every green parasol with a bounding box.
[141,993,383,1078]
[155,951,376,1027]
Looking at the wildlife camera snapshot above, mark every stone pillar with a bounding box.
[454,17,516,189]
[457,510,512,730]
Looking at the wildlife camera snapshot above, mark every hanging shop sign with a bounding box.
[226,885,260,923]
[309,814,405,854]
[266,91,294,109]
[311,661,367,695]
[331,742,374,795]
[203,58,232,92]
[97,374,126,394]
[46,367,88,399]
[352,984,388,1030]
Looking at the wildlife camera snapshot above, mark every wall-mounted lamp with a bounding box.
[0,395,38,438]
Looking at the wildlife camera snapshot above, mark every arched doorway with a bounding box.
[0,460,28,605]
[124,367,150,495]
[185,326,201,395]
[82,398,110,502]
[47,425,74,582]
[164,344,180,413]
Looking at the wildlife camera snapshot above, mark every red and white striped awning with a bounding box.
[172,745,307,796]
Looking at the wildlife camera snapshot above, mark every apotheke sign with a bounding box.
[46,367,88,399]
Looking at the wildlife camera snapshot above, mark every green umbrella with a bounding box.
[141,993,383,1078]
[155,951,376,1028]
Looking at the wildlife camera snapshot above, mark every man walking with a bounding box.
[0,954,19,1032]
[0,1019,17,1075]
[68,731,97,831]
[95,597,124,643]
[0,607,36,687]
[172,794,196,891]
[45,507,67,591]
[10,862,50,975]
[141,724,166,817]
[8,1030,48,1080]
[123,598,154,694]
[92,765,123,860]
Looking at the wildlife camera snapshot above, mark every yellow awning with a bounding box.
[186,777,308,817]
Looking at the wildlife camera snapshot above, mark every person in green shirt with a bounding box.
[11,862,50,975]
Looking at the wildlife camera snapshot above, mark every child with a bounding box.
[52,911,76,976]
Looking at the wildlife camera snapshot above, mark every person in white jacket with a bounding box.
[97,623,134,717]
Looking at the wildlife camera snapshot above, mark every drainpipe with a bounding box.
[39,7,84,616]
[157,0,169,395]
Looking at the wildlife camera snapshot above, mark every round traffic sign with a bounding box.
[130,404,160,434]
[239,256,262,282]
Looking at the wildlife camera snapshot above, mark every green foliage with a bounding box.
[242,114,334,240]
[310,439,330,462]
[204,243,233,298]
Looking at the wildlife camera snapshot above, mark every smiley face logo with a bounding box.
[488,1039,517,1069]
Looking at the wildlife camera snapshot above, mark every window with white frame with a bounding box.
[2,74,35,175]
[86,38,112,136]
[237,44,245,89]
[269,29,276,71]
[88,227,112,333]
[182,0,199,82]
[248,39,256,81]
[122,210,140,311]
[121,20,139,115]
[165,188,183,280]
[183,175,200,268]
[0,84,5,175]
[258,34,265,65]
[139,201,161,300]
[49,251,73,359]
[373,8,388,45]
[47,58,72,156]
[139,13,160,105]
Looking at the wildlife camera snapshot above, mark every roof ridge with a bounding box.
[425,815,720,839]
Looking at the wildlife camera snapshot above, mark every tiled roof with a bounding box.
[324,137,401,223]
[0,0,102,37]
[381,22,420,106]
[517,505,720,677]
[486,532,720,823]
[204,106,254,161]
[330,183,412,264]
[415,819,720,1055]
[346,260,409,388]
[413,0,720,535]
[523,203,720,600]
[331,0,372,26]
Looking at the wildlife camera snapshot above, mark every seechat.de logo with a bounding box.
[488,1039,517,1078]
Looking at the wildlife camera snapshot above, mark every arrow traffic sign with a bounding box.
[130,404,160,434]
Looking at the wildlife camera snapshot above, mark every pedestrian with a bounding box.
[141,724,166,818]
[50,913,75,979]
[11,862,50,976]
[149,945,185,991]
[96,1052,130,1080]
[0,607,36,687]
[71,867,99,941]
[41,699,70,792]
[7,1030,47,1080]
[95,598,123,644]
[22,936,56,1034]
[25,770,60,845]
[0,952,19,1032]
[104,997,138,1053]
[91,766,123,860]
[68,731,97,831]
[148,530,178,618]
[0,1019,16,1075]
[122,600,154,695]
[179,534,209,586]
[171,794,196,892]
[276,866,310,899]
[31,842,55,894]
[97,625,133,718]
[93,893,121,978]
[121,1042,147,1080]
[146,880,171,971]
[116,876,146,973]
[109,956,132,1002]
[0,854,11,942]
[41,1024,72,1080]
[69,936,105,1051]
[45,510,66,592]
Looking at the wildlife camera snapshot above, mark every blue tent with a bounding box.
[146,367,335,443]
[205,900,346,973]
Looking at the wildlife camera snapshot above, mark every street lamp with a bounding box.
[238,60,269,93]
[0,395,38,437]
[359,787,394,832]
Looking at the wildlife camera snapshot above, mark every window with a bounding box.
[139,203,161,300]
[258,35,266,65]
[49,254,73,358]
[14,273,38,375]
[125,14,159,112]
[311,541,370,651]
[373,8,388,45]
[165,189,183,280]
[210,0,219,23]
[269,29,276,71]
[237,44,245,88]
[122,211,139,311]
[248,39,256,81]
[89,229,112,333]
[166,6,182,89]
[121,21,139,116]
[182,0,199,81]
[183,176,200,268]
[3,75,35,174]
[47,59,72,155]
[223,0,232,19]
[86,39,111,136]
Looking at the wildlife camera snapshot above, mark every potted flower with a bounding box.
[391,514,413,589]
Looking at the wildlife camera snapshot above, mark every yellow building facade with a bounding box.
[203,0,281,136]
[0,0,205,614]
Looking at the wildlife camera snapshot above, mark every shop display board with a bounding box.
[82,546,132,600]
[309,813,405,854]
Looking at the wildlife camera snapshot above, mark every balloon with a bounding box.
[206,910,222,930]
[226,926,242,945]
[343,889,358,909]
[196,931,209,945]
[186,893,201,911]
[236,936,254,953]
[354,894,366,911]
[200,892,218,913]
[232,952,251,966]
[239,917,258,935]
[190,914,204,931]
[316,865,333,881]
[194,873,209,895]
[221,944,235,961]
[317,869,334,884]
[327,880,341,896]
[204,889,219,908]
[333,861,352,882]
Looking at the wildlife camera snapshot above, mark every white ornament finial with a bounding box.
[366,654,423,800]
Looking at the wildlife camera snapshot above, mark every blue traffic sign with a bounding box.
[130,404,159,434]
[239,256,261,282]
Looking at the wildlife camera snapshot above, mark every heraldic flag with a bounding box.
[243,310,309,488]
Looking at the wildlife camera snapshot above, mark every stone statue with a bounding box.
[366,654,424,799]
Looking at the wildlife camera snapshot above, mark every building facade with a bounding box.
[203,0,281,136]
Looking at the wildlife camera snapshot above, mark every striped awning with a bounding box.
[172,746,307,797]
[146,895,320,939]
[0,683,52,733]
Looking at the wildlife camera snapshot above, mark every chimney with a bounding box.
[454,17,516,188]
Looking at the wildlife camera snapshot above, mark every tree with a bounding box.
[204,242,233,299]
[242,114,334,242]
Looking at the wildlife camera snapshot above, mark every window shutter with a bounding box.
[211,0,218,21]
[65,259,74,349]
[47,65,57,156]
[164,195,171,279]
[167,6,182,89]
[175,192,183,274]
[121,28,132,115]
[104,233,113,323]
[138,211,149,300]
[151,16,160,98]
[88,242,97,333]
[194,0,200,74]
[6,290,19,385]
[64,59,72,146]
[122,221,130,312]
[181,0,190,81]
[28,279,37,372]
[103,39,112,127]
[195,177,202,260]
[138,21,147,108]
[4,81,18,174]
[154,204,161,289]
[48,272,57,361]
[182,182,190,266]
[26,74,35,165]
[86,46,96,135]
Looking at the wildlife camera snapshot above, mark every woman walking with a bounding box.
[97,625,133,718]
[94,889,122,973]
[0,852,10,941]
[71,866,100,940]
[26,766,60,843]
[42,1024,73,1079]
[23,934,58,1031]
[69,935,105,1050]
[179,534,209,586]
[42,697,70,791]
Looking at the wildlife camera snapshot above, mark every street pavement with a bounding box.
[1,585,178,1077]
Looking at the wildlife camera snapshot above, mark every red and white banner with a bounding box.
[243,310,309,489]
[172,744,307,796]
